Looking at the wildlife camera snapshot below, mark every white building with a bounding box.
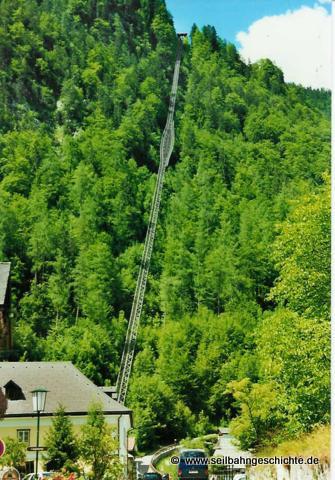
[0,362,132,474]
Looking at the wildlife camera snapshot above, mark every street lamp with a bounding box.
[31,387,48,478]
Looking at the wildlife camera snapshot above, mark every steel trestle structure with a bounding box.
[116,40,183,404]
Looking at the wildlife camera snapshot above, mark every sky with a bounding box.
[165,0,332,89]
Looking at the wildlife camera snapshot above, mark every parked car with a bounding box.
[178,449,208,480]
[233,475,246,480]
[143,473,162,480]
[23,473,53,480]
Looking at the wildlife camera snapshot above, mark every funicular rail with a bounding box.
[116,39,183,404]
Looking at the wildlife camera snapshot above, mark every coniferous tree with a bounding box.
[0,0,330,452]
[45,406,79,471]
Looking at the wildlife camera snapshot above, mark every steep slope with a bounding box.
[0,0,177,380]
[128,27,330,450]
[0,3,330,453]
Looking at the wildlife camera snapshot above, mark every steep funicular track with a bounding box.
[116,38,183,404]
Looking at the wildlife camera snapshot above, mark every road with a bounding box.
[212,429,251,479]
[214,429,251,459]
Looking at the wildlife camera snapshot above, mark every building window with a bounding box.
[4,380,25,400]
[17,429,30,445]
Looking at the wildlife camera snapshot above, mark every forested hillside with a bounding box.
[0,0,330,452]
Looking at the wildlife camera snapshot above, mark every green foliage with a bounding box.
[74,241,116,323]
[227,308,330,449]
[128,26,329,450]
[257,309,330,437]
[290,84,331,118]
[269,179,330,319]
[128,374,194,451]
[0,0,330,455]
[79,404,123,480]
[228,379,283,449]
[0,0,174,383]
[252,59,285,94]
[0,437,26,469]
[45,406,79,471]
[44,319,125,385]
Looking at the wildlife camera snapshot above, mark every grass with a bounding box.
[155,448,179,480]
[258,425,330,463]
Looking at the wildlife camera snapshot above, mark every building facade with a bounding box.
[0,362,132,473]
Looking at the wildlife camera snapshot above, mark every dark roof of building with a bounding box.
[0,362,131,417]
[0,263,10,306]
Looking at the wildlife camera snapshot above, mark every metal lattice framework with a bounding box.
[116,41,182,404]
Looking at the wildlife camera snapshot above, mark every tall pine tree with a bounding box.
[45,406,79,471]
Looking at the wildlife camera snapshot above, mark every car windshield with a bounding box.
[144,474,161,480]
[180,450,206,460]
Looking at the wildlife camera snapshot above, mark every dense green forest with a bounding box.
[0,0,330,452]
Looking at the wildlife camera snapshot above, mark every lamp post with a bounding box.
[126,427,137,480]
[31,387,48,478]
